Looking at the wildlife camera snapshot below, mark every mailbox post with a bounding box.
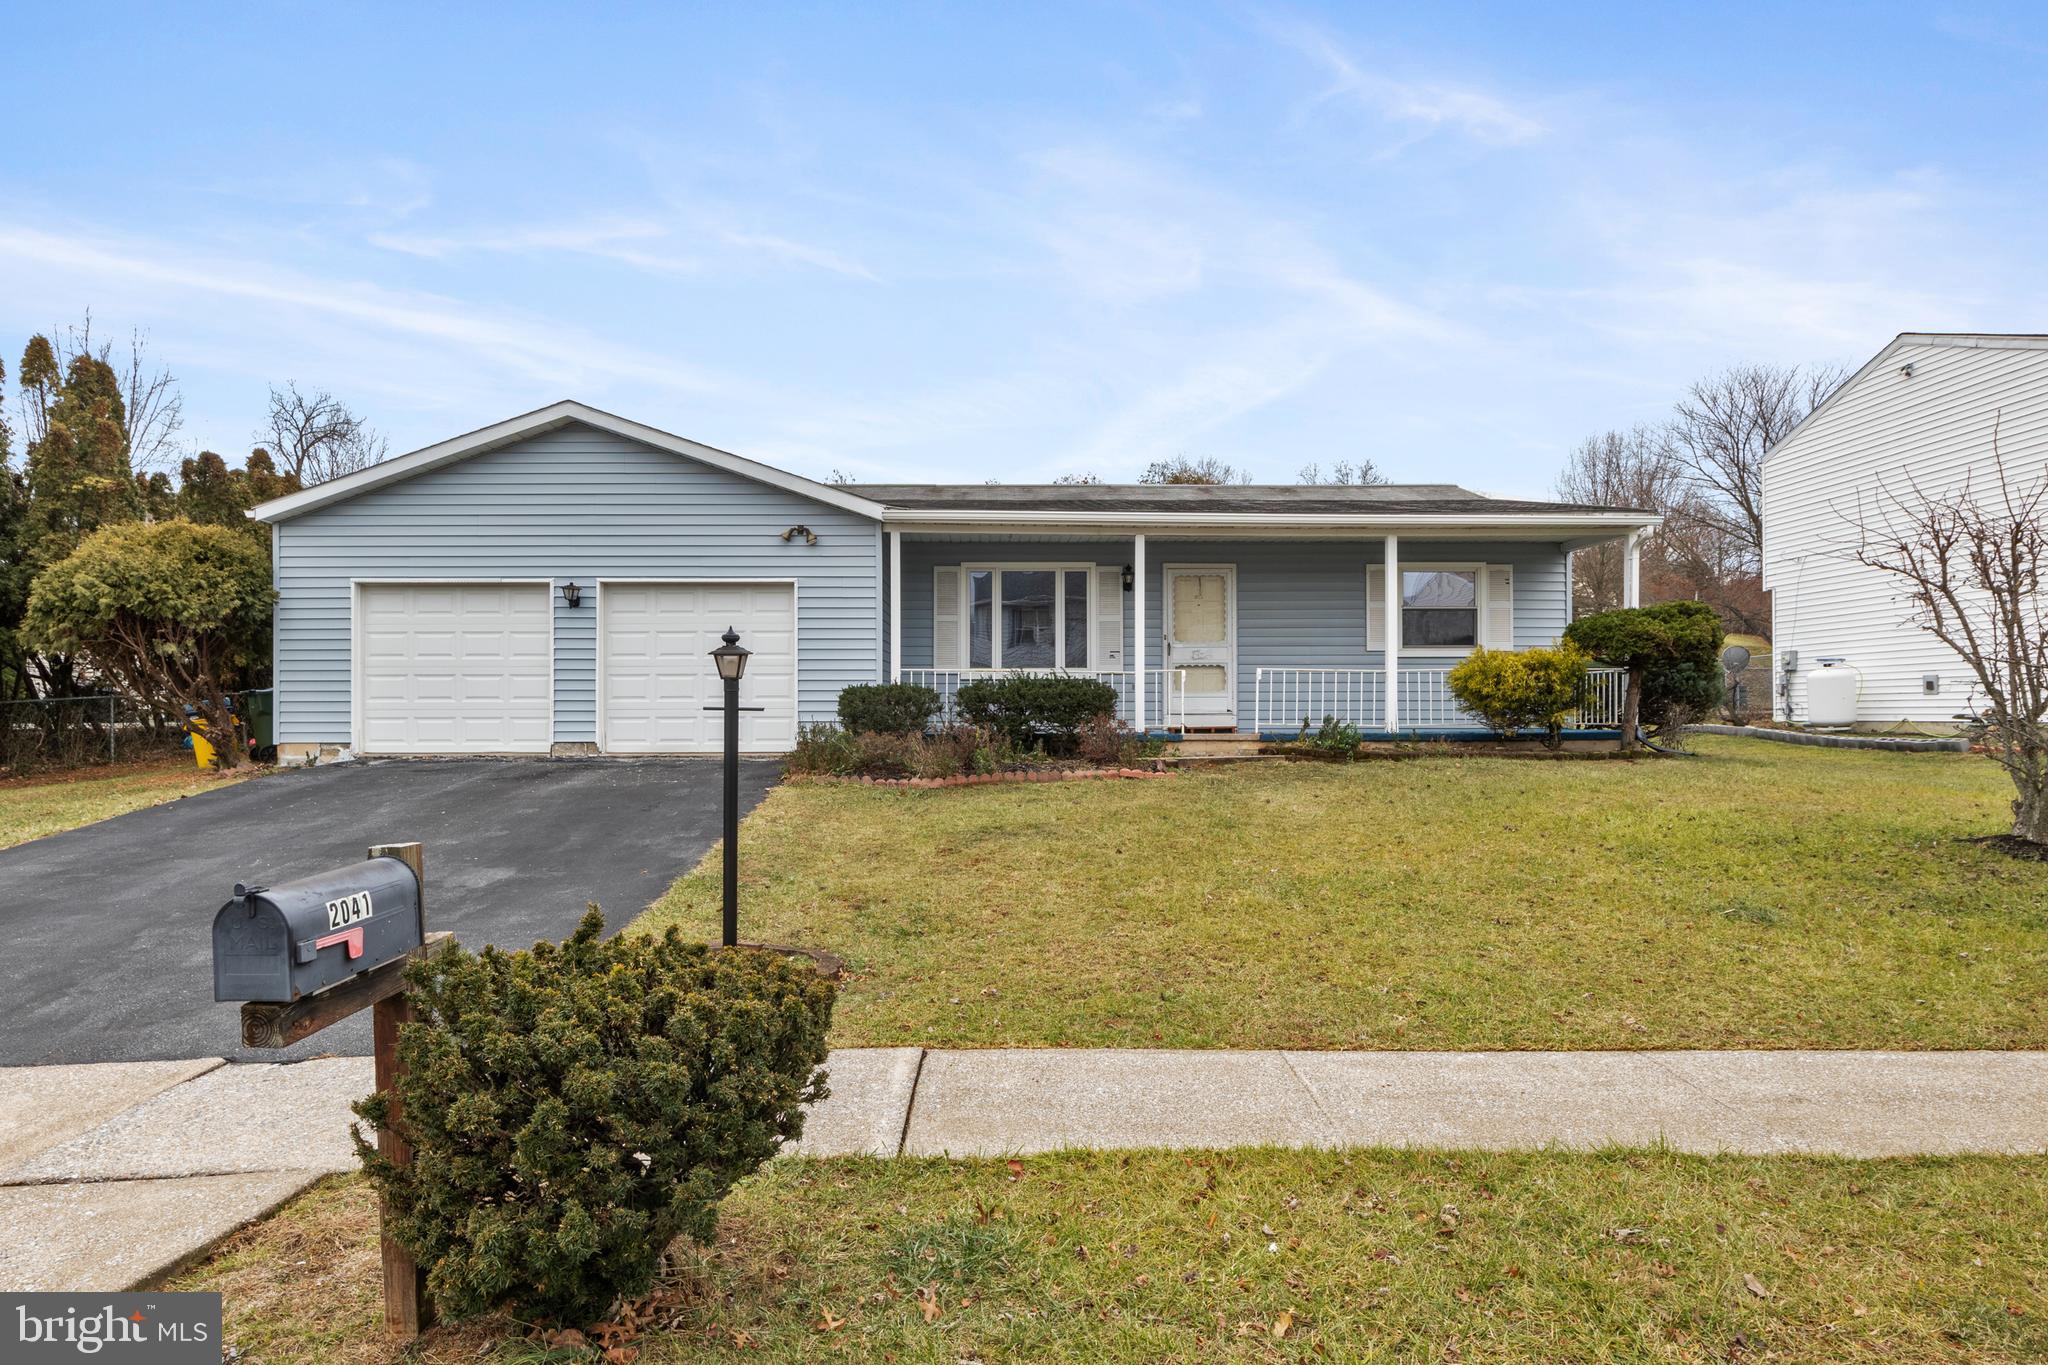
[213,841,445,1339]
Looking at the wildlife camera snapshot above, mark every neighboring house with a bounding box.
[1761,333,2048,727]
[249,401,1658,761]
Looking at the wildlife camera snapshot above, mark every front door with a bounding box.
[1163,565,1236,729]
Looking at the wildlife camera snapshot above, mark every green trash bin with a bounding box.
[242,689,275,750]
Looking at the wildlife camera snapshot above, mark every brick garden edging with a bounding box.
[795,766,1171,790]
[1687,724,1970,753]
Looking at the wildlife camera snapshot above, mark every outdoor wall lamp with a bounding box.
[1122,564,1135,592]
[781,525,817,545]
[559,581,583,608]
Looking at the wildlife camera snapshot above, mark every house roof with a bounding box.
[249,397,1657,534]
[845,482,1648,517]
[248,399,889,523]
[1764,332,2048,467]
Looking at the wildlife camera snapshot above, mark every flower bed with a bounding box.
[793,764,1169,789]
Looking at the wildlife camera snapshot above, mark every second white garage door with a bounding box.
[600,582,797,753]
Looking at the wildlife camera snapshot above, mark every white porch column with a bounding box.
[1132,534,1147,731]
[1622,530,1642,608]
[1384,533,1400,734]
[887,530,902,681]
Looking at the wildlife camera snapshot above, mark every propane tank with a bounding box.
[1803,657,1860,726]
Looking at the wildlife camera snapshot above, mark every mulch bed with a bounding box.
[793,765,1170,789]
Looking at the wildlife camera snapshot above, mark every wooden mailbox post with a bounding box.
[234,841,447,1339]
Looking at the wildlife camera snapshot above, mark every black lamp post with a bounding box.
[708,627,753,948]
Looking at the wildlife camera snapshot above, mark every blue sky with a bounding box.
[4,3,2044,496]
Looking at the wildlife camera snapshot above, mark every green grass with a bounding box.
[174,1150,2048,1362]
[0,757,254,850]
[638,738,2048,1050]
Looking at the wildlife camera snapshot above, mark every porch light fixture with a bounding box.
[710,626,750,682]
[559,581,583,608]
[781,525,817,545]
[1121,564,1135,592]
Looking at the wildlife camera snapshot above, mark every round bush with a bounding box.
[352,909,835,1325]
[836,682,941,734]
[1446,644,1591,745]
[954,672,1119,751]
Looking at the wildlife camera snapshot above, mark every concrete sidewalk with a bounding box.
[3,1047,2043,1292]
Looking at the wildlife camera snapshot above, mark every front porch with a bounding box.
[895,663,1628,738]
[879,527,1643,739]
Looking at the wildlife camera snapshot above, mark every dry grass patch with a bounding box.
[638,737,2048,1050]
[0,757,256,850]
[170,1150,2048,1362]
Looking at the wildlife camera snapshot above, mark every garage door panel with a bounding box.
[602,582,796,754]
[358,583,552,754]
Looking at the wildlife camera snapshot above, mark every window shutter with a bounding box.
[1483,565,1515,649]
[1366,564,1386,650]
[1093,566,1124,670]
[933,567,961,670]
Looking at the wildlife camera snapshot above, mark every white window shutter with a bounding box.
[933,567,961,669]
[1093,566,1124,669]
[1366,564,1386,650]
[1483,565,1515,649]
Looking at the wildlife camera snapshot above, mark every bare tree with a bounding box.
[21,316,186,471]
[1668,362,1846,566]
[1556,426,1686,616]
[1052,472,1103,484]
[1849,416,2048,845]
[1298,459,1386,486]
[258,382,388,484]
[1139,455,1250,485]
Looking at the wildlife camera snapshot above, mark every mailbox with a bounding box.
[212,855,425,1003]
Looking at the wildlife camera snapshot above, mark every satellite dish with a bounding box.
[1721,644,1752,673]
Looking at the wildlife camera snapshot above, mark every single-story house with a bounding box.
[1762,332,2048,727]
[249,401,1659,761]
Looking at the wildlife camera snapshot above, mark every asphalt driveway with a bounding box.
[0,758,779,1065]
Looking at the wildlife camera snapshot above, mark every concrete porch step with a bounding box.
[1166,733,1269,756]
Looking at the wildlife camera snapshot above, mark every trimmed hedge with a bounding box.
[837,682,941,734]
[954,673,1120,752]
[351,910,834,1325]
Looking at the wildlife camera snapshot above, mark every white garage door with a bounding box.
[601,582,797,753]
[357,583,552,754]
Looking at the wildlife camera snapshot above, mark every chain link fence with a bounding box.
[2,690,273,775]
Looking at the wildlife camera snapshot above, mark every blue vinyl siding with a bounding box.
[899,536,1572,719]
[272,422,881,746]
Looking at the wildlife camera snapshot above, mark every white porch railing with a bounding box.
[898,669,1189,733]
[1254,666,1629,733]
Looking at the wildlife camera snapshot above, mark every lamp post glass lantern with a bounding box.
[708,627,757,948]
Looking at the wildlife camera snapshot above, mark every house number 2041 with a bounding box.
[324,890,374,931]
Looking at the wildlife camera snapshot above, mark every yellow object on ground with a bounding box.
[188,719,216,770]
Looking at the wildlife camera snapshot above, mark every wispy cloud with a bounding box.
[0,223,740,398]
[370,218,703,277]
[1263,14,1548,148]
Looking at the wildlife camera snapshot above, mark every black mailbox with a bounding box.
[212,855,425,1003]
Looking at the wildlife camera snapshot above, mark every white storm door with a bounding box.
[356,582,552,754]
[601,582,797,753]
[1163,565,1236,728]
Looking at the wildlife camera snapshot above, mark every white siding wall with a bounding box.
[1761,338,2048,724]
[273,422,881,747]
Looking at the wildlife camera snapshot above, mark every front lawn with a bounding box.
[0,757,255,850]
[174,1149,2048,1362]
[639,738,2048,1050]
